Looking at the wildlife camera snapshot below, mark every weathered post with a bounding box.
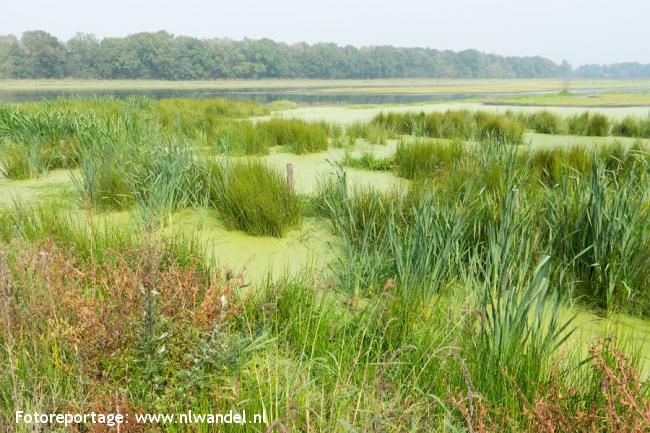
[512,187,520,211]
[286,163,294,194]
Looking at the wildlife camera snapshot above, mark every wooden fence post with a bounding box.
[286,163,294,194]
[512,187,520,211]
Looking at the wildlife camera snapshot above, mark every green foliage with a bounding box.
[544,160,650,314]
[474,193,575,404]
[518,110,562,134]
[393,139,465,179]
[2,138,650,432]
[71,111,155,209]
[213,120,270,155]
[343,151,393,171]
[526,146,592,186]
[514,109,650,139]
[155,98,269,142]
[0,139,47,179]
[611,115,650,138]
[475,111,525,143]
[567,112,610,136]
[318,170,468,303]
[205,159,302,237]
[0,30,568,79]
[256,118,328,154]
[373,110,524,144]
[345,121,395,145]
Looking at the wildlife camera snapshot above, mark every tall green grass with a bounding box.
[516,110,562,134]
[373,110,524,144]
[611,114,650,138]
[0,139,47,179]
[213,120,269,155]
[205,159,302,237]
[467,187,575,404]
[343,150,393,171]
[345,121,395,145]
[393,138,465,179]
[544,160,650,314]
[567,112,610,136]
[256,118,329,154]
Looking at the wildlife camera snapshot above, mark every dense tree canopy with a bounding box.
[0,30,646,80]
[574,62,650,79]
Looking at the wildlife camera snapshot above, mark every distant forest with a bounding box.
[0,30,648,80]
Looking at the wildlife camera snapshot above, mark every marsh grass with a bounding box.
[567,112,610,136]
[544,160,650,314]
[206,159,302,237]
[345,121,395,145]
[343,150,393,171]
[130,143,205,230]
[213,120,269,155]
[373,110,524,144]
[0,139,47,179]
[611,114,650,138]
[393,138,466,179]
[213,119,331,155]
[257,118,329,154]
[0,97,273,180]
[71,114,150,209]
[1,157,650,433]
[155,97,269,141]
[517,110,562,134]
[516,110,650,138]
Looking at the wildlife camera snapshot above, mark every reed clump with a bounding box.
[373,110,524,144]
[155,98,268,142]
[567,112,610,136]
[345,121,395,145]
[343,150,393,171]
[205,159,302,237]
[393,138,466,179]
[256,118,329,154]
[517,110,562,134]
[213,120,269,155]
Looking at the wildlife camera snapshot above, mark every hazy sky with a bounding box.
[2,0,649,66]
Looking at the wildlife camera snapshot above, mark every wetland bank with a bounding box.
[1,93,650,432]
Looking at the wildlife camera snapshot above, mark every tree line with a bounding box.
[0,30,647,80]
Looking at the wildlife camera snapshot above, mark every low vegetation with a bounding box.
[516,110,650,138]
[373,110,525,144]
[486,91,650,107]
[205,159,302,237]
